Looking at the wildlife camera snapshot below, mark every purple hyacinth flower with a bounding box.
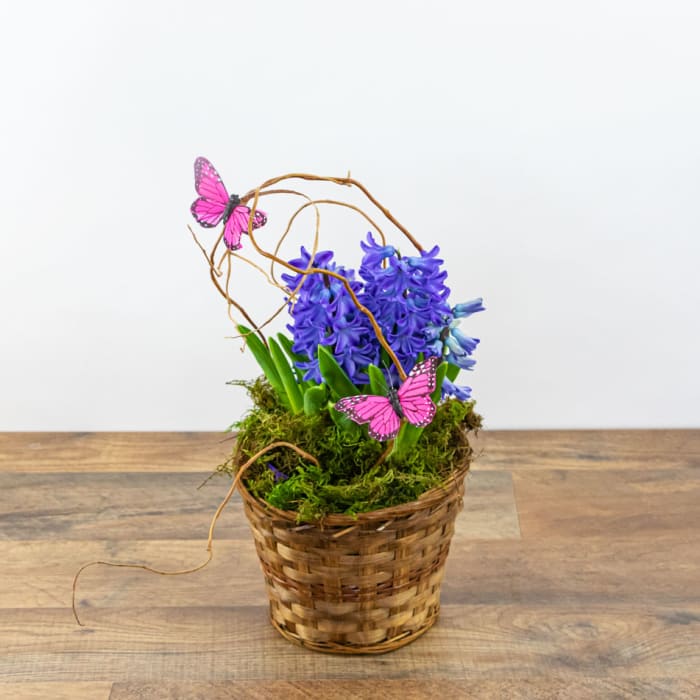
[442,378,473,401]
[267,462,288,482]
[453,298,485,319]
[358,233,452,372]
[359,232,396,266]
[283,246,378,385]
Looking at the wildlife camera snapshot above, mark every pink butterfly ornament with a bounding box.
[190,156,267,251]
[334,357,439,441]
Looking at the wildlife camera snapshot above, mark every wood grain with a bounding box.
[107,679,700,700]
[0,470,518,542]
[0,539,265,609]
[0,472,248,541]
[0,683,111,700]
[0,432,232,473]
[442,535,700,606]
[2,605,699,681]
[5,533,698,611]
[513,469,700,538]
[461,470,520,539]
[471,429,700,471]
[0,473,517,610]
[2,429,697,473]
[1,430,699,698]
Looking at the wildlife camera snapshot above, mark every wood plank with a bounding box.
[0,683,111,699]
[0,470,518,541]
[0,472,517,610]
[0,679,696,700]
[2,430,697,474]
[1,605,699,682]
[513,469,700,538]
[1,540,266,610]
[0,432,232,473]
[6,533,698,611]
[442,535,700,606]
[461,470,520,539]
[108,681,473,700]
[0,474,517,611]
[471,429,700,471]
[106,679,700,700]
[2,430,698,689]
[0,472,249,541]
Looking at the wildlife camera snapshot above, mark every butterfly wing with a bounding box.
[334,395,402,441]
[223,208,246,250]
[223,205,268,250]
[397,356,439,428]
[191,157,229,227]
[193,156,229,203]
[191,197,226,227]
[250,208,268,229]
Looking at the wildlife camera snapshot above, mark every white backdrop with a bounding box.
[1,1,698,430]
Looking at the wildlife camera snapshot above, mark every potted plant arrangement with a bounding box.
[186,157,485,654]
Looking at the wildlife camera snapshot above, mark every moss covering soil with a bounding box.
[220,378,483,523]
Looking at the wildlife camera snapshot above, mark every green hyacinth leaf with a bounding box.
[303,384,328,416]
[393,422,423,458]
[317,345,359,398]
[432,361,448,403]
[237,325,289,409]
[269,337,304,414]
[446,362,460,382]
[277,333,311,390]
[367,364,389,396]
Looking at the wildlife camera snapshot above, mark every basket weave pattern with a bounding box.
[238,462,469,654]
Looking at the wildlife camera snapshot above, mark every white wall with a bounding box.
[1,0,698,430]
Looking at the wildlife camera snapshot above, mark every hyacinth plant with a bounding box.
[189,158,485,521]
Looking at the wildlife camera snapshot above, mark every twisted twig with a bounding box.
[72,441,319,626]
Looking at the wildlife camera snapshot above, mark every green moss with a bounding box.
[220,377,482,522]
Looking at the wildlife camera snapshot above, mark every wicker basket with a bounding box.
[238,459,469,654]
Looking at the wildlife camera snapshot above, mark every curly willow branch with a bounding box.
[228,191,322,341]
[200,189,320,343]
[270,198,387,286]
[201,226,268,346]
[231,252,282,289]
[188,225,221,277]
[72,441,319,626]
[242,172,423,253]
[205,263,267,346]
[189,224,266,345]
[246,188,407,380]
[196,171,424,379]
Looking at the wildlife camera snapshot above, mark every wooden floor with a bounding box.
[1,430,699,699]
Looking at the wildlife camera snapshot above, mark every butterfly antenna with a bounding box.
[380,358,396,389]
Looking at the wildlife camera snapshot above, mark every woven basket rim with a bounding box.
[237,454,471,527]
